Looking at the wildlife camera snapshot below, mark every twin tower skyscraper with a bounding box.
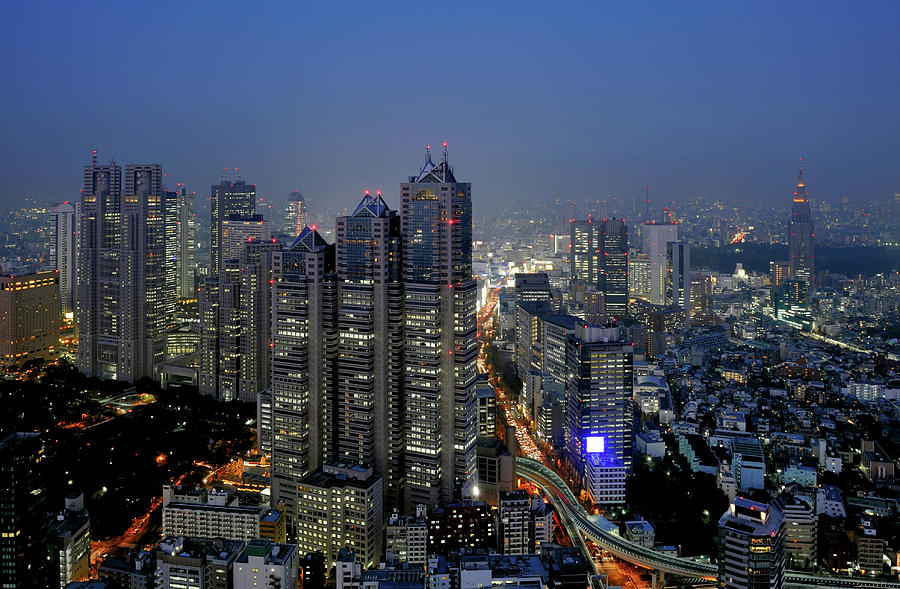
[268,145,478,525]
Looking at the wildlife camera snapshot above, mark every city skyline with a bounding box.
[2,4,900,588]
[2,3,899,212]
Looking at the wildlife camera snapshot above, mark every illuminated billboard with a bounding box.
[585,436,604,454]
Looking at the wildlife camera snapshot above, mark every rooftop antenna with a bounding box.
[426,145,432,163]
[91,148,98,166]
[644,185,651,223]
[441,141,448,166]
[221,167,228,182]
[235,167,242,181]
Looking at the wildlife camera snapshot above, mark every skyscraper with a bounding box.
[199,216,272,400]
[667,241,691,320]
[283,190,307,238]
[78,159,167,381]
[565,323,633,506]
[270,227,338,531]
[164,188,180,326]
[400,144,477,508]
[569,218,598,284]
[210,177,256,275]
[50,201,77,317]
[641,222,678,306]
[717,498,786,589]
[175,186,197,300]
[334,192,404,506]
[789,163,814,284]
[598,218,628,318]
[0,433,47,588]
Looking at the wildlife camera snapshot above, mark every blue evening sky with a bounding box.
[1,1,898,216]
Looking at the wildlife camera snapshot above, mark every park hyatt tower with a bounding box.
[401,144,478,508]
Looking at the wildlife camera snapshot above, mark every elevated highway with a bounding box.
[516,457,900,589]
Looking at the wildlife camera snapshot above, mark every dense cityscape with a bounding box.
[3,4,900,589]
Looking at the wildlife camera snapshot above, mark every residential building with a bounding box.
[161,485,268,542]
[427,502,496,555]
[46,493,90,589]
[717,498,785,589]
[233,539,298,589]
[295,462,383,569]
[155,537,244,589]
[49,201,77,317]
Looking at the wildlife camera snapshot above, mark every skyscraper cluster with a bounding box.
[76,156,198,381]
[263,147,479,540]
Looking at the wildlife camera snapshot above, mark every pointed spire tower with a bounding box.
[789,157,815,283]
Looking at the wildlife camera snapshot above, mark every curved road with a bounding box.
[516,457,900,589]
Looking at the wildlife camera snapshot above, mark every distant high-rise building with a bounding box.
[514,273,553,308]
[789,163,814,284]
[400,144,477,508]
[50,201,77,317]
[598,218,628,318]
[667,241,691,321]
[164,189,180,325]
[0,433,47,588]
[641,223,678,306]
[565,323,633,506]
[717,498,785,589]
[283,190,307,238]
[175,186,197,300]
[0,271,60,369]
[334,192,404,507]
[270,227,338,531]
[199,218,274,401]
[628,251,652,303]
[569,218,598,283]
[210,177,256,275]
[78,161,168,381]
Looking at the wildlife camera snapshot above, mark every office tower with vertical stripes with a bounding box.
[569,218,598,284]
[78,158,167,381]
[269,227,338,532]
[50,201,77,317]
[641,222,678,306]
[565,322,633,506]
[175,186,197,300]
[335,192,405,507]
[599,218,628,318]
[210,178,256,275]
[199,217,273,401]
[400,144,477,508]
